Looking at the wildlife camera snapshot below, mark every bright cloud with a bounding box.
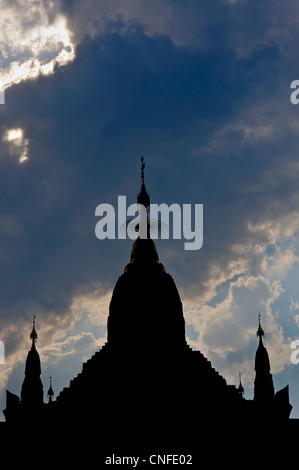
[0,0,75,92]
[184,273,290,391]
[3,127,29,163]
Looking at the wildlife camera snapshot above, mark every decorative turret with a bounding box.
[30,315,38,342]
[237,372,244,397]
[47,375,54,404]
[20,315,44,408]
[256,312,264,339]
[253,313,274,408]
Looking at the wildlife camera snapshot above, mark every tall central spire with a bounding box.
[126,156,161,268]
[108,157,186,352]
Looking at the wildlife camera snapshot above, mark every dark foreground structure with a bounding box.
[2,160,297,465]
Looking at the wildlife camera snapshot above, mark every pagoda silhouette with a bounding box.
[2,159,295,461]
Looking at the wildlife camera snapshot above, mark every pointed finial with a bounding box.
[30,314,38,342]
[137,156,150,209]
[256,311,264,338]
[141,156,145,185]
[237,371,244,396]
[47,374,54,403]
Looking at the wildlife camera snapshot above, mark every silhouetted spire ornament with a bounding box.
[237,372,244,397]
[48,375,54,403]
[20,317,44,408]
[141,156,145,184]
[255,313,270,372]
[254,313,274,407]
[137,156,150,211]
[30,314,38,343]
[256,311,264,339]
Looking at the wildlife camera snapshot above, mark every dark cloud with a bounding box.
[0,21,292,323]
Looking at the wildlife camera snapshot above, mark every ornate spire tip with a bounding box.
[256,311,264,338]
[141,156,145,184]
[137,156,150,209]
[30,314,38,342]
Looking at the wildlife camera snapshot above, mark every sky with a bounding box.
[1,0,299,421]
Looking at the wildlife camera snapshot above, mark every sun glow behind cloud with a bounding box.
[3,127,29,163]
[0,4,75,93]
